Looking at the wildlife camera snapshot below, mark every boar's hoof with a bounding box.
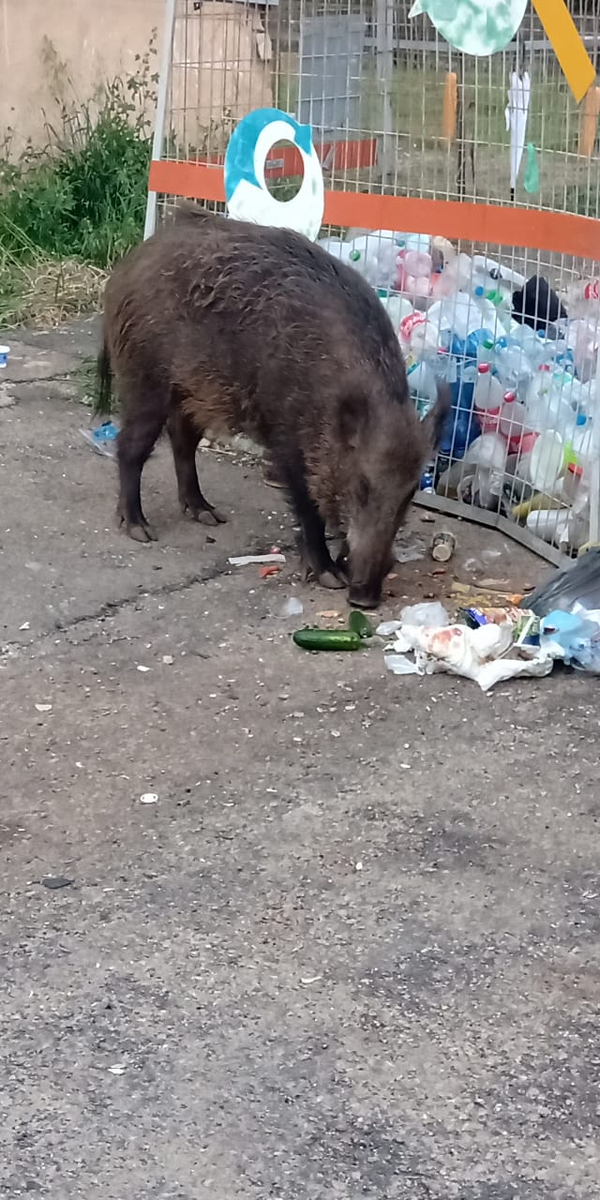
[301,555,346,590]
[117,508,158,543]
[128,521,158,543]
[318,569,347,590]
[181,502,227,526]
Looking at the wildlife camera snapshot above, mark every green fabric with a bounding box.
[409,0,528,57]
[524,143,540,195]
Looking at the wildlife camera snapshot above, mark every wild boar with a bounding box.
[98,209,449,608]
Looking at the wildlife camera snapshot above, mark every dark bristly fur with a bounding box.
[100,210,450,608]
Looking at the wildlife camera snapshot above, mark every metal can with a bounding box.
[430,530,456,562]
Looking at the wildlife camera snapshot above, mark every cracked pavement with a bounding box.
[1,321,599,1199]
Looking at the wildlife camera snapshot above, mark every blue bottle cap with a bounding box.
[576,413,587,427]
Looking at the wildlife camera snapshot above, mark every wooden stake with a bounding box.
[578,85,600,158]
[442,71,458,143]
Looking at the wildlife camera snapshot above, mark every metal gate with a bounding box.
[146,0,600,563]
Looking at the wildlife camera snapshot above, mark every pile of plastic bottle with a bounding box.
[319,230,600,553]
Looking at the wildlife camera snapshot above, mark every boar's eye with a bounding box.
[357,476,371,506]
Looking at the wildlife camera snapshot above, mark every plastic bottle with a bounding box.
[379,293,414,332]
[403,233,432,255]
[463,433,508,510]
[473,284,512,326]
[540,609,600,666]
[561,462,585,508]
[420,462,436,492]
[430,252,473,298]
[468,292,504,338]
[526,508,570,546]
[498,390,535,455]
[535,327,575,373]
[437,360,481,465]
[400,311,440,357]
[325,232,399,291]
[520,430,565,493]
[527,372,581,443]
[427,294,495,344]
[525,364,554,428]
[472,254,526,289]
[563,318,599,383]
[566,279,600,304]
[511,322,544,364]
[564,414,594,471]
[404,249,432,280]
[493,335,534,399]
[473,363,504,434]
[79,420,120,458]
[464,328,496,363]
[475,336,496,368]
[407,360,438,419]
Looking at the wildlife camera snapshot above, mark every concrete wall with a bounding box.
[1,0,272,154]
[1,0,164,151]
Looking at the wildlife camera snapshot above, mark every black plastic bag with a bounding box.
[512,275,568,332]
[524,548,600,616]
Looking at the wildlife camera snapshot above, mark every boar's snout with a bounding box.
[344,480,418,609]
[345,543,396,610]
[348,583,384,611]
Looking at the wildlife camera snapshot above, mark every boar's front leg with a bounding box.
[167,407,227,527]
[283,467,346,590]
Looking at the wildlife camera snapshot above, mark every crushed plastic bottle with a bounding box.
[540,609,600,670]
[80,420,120,458]
[463,433,508,510]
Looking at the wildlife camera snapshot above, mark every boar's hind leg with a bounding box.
[284,469,345,591]
[167,407,227,526]
[117,406,165,543]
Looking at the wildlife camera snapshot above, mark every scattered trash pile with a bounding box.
[319,231,600,553]
[293,547,600,691]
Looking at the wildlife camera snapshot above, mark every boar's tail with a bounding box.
[422,381,451,449]
[94,335,114,417]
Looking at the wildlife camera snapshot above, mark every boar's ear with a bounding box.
[337,388,369,449]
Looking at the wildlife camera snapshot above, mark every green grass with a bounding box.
[0,47,156,326]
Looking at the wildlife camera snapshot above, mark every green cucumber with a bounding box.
[348,610,374,639]
[293,628,362,652]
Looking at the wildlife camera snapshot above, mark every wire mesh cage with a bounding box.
[146,0,600,563]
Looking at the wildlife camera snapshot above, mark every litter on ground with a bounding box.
[293,550,600,690]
